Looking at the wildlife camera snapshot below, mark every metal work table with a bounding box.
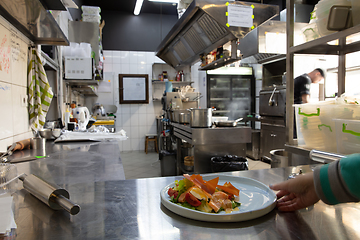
[171,123,251,174]
[4,141,360,239]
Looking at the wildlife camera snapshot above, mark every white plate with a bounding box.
[160,175,277,222]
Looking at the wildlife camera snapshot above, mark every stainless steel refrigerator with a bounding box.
[206,67,255,120]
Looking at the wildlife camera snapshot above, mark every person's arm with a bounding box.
[270,153,360,211]
[301,94,310,103]
[269,173,319,211]
[313,153,360,205]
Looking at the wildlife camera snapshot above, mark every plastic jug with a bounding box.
[73,107,90,131]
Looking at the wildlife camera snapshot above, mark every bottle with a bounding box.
[65,103,71,130]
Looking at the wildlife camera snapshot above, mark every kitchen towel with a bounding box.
[27,48,53,132]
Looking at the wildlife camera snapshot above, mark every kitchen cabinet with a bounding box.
[285,0,360,145]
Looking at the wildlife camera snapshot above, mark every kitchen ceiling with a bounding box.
[80,0,320,15]
[80,0,178,15]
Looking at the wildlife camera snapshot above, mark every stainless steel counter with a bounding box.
[4,141,360,239]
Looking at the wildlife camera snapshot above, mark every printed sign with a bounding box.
[227,4,253,28]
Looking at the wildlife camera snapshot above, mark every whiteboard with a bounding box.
[123,77,146,101]
[119,74,149,104]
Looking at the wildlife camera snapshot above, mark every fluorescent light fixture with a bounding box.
[134,0,144,15]
[148,0,179,3]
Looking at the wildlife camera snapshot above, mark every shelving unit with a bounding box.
[199,40,239,71]
[71,86,98,96]
[285,0,360,145]
[152,62,192,101]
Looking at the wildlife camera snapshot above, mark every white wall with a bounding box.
[0,16,33,152]
[98,50,165,152]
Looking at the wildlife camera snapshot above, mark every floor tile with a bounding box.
[120,151,270,179]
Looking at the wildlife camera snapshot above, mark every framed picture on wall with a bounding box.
[119,74,149,104]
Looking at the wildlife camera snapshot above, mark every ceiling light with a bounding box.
[134,0,144,15]
[148,0,179,3]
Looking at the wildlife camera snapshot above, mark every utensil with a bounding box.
[38,129,53,139]
[9,155,48,163]
[0,143,16,159]
[172,109,189,123]
[30,137,46,149]
[73,107,90,131]
[179,112,190,123]
[19,174,80,215]
[214,118,243,127]
[188,108,212,128]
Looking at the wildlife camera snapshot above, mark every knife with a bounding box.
[9,155,48,163]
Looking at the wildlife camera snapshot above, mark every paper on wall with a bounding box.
[227,4,253,28]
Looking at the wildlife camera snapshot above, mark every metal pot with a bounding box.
[188,108,212,128]
[172,109,189,123]
[179,112,190,123]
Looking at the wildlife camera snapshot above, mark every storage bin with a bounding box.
[302,23,321,42]
[294,102,359,152]
[316,0,351,20]
[81,5,101,15]
[334,119,360,154]
[316,16,336,37]
[314,0,352,37]
[82,14,101,23]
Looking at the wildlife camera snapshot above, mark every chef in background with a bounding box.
[293,68,325,138]
[294,68,325,104]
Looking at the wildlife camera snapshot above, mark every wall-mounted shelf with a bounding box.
[289,24,360,55]
[71,86,98,96]
[152,80,193,84]
[64,79,100,86]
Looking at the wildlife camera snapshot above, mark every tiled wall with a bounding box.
[100,50,202,152]
[101,51,167,152]
[0,17,32,152]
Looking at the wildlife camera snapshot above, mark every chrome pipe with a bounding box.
[309,150,345,164]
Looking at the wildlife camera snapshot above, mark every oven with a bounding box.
[259,85,286,161]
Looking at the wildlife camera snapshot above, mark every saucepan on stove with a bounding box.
[214,118,243,127]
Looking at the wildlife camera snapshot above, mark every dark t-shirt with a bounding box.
[294,74,311,104]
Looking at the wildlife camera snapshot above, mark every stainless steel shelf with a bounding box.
[199,56,241,71]
[232,87,249,90]
[64,79,100,86]
[152,80,193,84]
[71,86,98,96]
[289,24,360,55]
[210,88,231,91]
[210,98,230,101]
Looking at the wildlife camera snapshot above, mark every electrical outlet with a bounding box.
[21,95,28,107]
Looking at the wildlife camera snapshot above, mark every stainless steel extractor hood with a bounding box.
[238,4,313,64]
[0,0,69,45]
[156,0,279,70]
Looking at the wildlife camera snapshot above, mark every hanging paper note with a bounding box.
[227,4,253,28]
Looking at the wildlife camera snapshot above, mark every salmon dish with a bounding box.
[167,174,241,213]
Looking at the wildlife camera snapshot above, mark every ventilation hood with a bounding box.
[0,0,69,45]
[238,20,308,64]
[238,4,314,64]
[155,0,279,70]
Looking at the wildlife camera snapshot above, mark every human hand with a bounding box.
[269,173,320,212]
